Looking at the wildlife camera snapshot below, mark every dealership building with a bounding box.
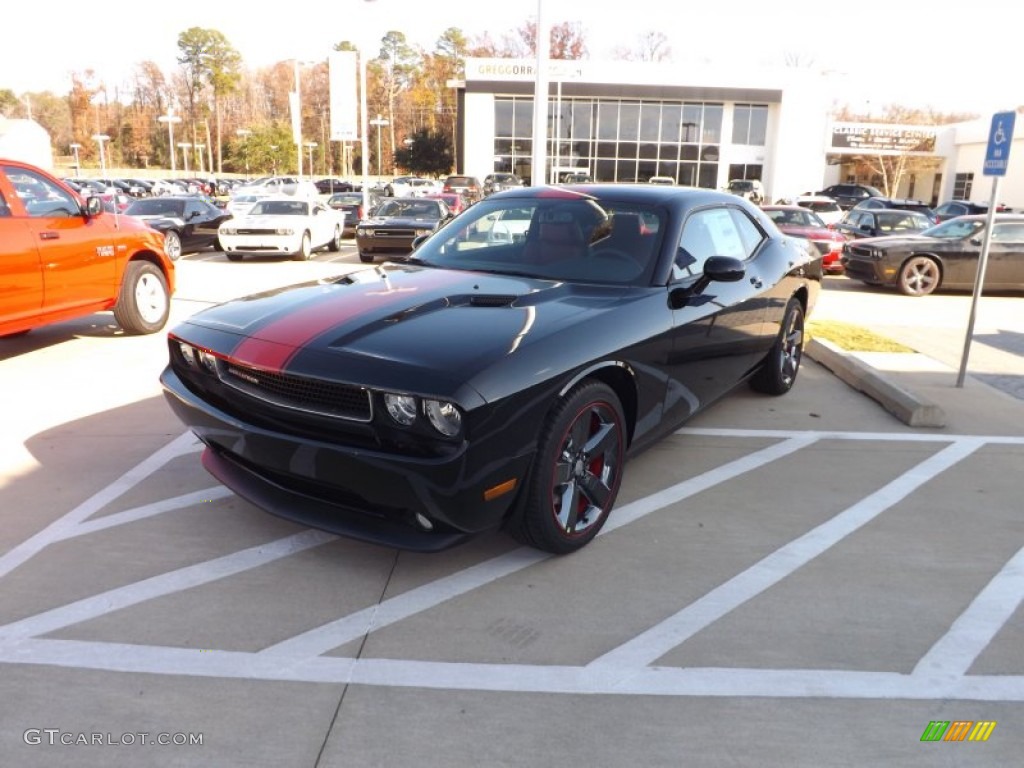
[458,58,1023,209]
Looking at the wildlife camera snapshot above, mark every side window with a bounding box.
[674,207,761,280]
[0,188,10,217]
[11,169,78,218]
[185,201,203,219]
[991,223,1024,242]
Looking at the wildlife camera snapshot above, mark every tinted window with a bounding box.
[675,206,761,279]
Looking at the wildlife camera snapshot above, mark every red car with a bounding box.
[424,192,469,216]
[0,158,176,337]
[762,204,847,274]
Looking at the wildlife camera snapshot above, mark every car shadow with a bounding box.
[0,314,133,360]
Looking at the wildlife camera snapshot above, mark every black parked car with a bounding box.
[833,209,934,240]
[841,214,1024,296]
[315,177,354,194]
[124,196,233,260]
[355,197,453,262]
[932,199,1011,223]
[160,185,821,554]
[851,197,936,221]
[816,183,885,210]
[327,190,381,234]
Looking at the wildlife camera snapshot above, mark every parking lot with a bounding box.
[2,247,1023,767]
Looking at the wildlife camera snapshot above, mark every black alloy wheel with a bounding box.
[513,381,626,554]
[750,297,804,395]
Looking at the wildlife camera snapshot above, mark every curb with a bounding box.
[805,338,947,428]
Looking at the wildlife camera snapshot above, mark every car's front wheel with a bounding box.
[750,297,804,395]
[113,261,170,334]
[898,256,940,296]
[511,381,626,554]
[163,230,182,261]
[291,231,312,261]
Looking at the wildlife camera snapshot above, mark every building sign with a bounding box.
[329,51,358,142]
[830,122,937,153]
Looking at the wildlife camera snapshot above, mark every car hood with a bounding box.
[226,214,307,227]
[849,235,937,250]
[174,264,626,399]
[361,215,441,228]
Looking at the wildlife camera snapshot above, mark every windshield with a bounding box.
[126,199,185,216]
[921,218,985,239]
[729,181,753,191]
[250,200,309,216]
[375,199,444,219]
[409,197,666,286]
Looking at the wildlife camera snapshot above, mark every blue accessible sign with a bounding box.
[983,111,1015,176]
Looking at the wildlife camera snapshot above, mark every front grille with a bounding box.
[218,360,372,422]
[470,295,517,307]
[235,228,278,235]
[845,244,874,259]
[372,229,416,238]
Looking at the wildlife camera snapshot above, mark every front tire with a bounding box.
[511,381,626,554]
[291,231,312,261]
[898,256,940,296]
[163,230,182,261]
[750,298,804,395]
[113,261,170,334]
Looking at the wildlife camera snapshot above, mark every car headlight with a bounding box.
[178,341,197,366]
[424,399,462,437]
[415,228,432,237]
[275,228,294,236]
[358,227,373,237]
[197,349,218,373]
[384,393,417,426]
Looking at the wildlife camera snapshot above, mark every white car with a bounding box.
[225,193,269,218]
[217,197,345,261]
[232,176,318,200]
[792,195,845,227]
[386,176,441,197]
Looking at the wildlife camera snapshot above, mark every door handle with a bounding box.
[40,232,59,240]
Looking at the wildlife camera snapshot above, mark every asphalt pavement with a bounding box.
[1,259,1022,767]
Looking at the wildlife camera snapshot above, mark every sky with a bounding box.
[5,0,1019,118]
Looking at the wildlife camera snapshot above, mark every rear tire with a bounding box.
[750,298,804,395]
[113,261,170,334]
[328,226,342,252]
[510,381,626,554]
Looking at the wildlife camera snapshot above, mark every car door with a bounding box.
[183,200,223,249]
[663,205,772,422]
[985,222,1024,286]
[0,182,44,330]
[309,203,334,247]
[3,164,117,314]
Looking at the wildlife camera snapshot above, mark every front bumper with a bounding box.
[161,367,532,551]
[219,233,301,255]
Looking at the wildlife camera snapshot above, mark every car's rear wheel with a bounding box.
[163,230,182,261]
[291,231,312,261]
[358,251,375,263]
[113,261,170,334]
[898,256,940,296]
[750,297,804,395]
[328,225,342,252]
[512,381,626,554]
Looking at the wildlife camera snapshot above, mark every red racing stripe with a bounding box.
[230,268,466,371]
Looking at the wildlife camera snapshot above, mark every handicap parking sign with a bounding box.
[983,111,1015,176]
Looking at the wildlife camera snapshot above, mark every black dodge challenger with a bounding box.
[161,184,821,554]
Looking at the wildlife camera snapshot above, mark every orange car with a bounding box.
[0,158,175,337]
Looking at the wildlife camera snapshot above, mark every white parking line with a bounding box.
[587,439,985,671]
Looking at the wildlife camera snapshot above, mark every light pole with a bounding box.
[69,143,82,177]
[370,114,389,180]
[177,142,192,174]
[157,110,182,173]
[304,141,318,179]
[531,0,550,186]
[270,145,279,174]
[91,134,110,177]
[292,60,303,177]
[236,128,252,179]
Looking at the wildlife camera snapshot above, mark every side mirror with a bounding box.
[84,195,103,217]
[703,255,746,283]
